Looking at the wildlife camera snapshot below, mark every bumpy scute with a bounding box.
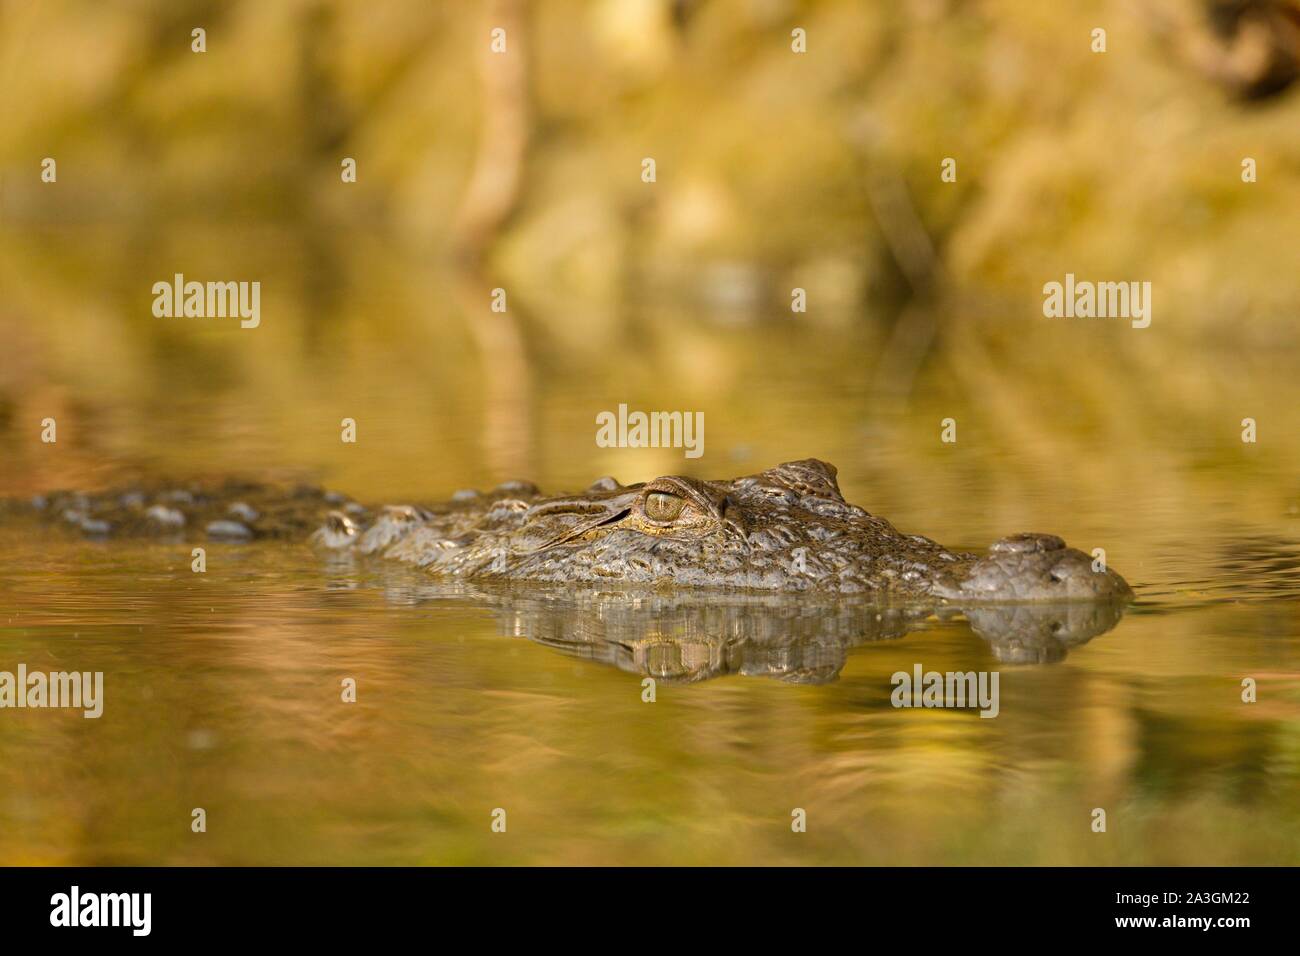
[13,461,1133,603]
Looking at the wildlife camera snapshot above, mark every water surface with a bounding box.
[3,248,1299,866]
[2,492,1297,865]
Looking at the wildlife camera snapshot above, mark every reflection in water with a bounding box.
[0,534,1297,866]
[452,270,535,480]
[373,580,1128,682]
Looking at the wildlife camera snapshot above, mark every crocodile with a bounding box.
[18,458,1132,604]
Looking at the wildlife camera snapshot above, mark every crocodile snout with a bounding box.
[937,533,1133,603]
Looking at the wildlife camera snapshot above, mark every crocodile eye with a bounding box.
[644,491,685,522]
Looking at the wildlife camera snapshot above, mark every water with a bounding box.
[2,243,1299,864]
[2,442,1298,865]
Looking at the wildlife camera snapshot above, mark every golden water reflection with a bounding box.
[0,529,1297,865]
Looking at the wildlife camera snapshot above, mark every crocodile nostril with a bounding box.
[991,533,1067,554]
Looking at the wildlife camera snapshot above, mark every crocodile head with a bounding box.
[380,459,1132,603]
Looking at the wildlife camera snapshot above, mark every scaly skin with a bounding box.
[318,459,1132,602]
[13,459,1132,603]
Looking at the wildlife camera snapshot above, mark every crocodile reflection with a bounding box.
[12,459,1133,679]
[377,582,1128,683]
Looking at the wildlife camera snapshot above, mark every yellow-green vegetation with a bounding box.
[0,2,1296,556]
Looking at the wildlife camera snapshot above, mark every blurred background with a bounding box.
[1,0,1297,521]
